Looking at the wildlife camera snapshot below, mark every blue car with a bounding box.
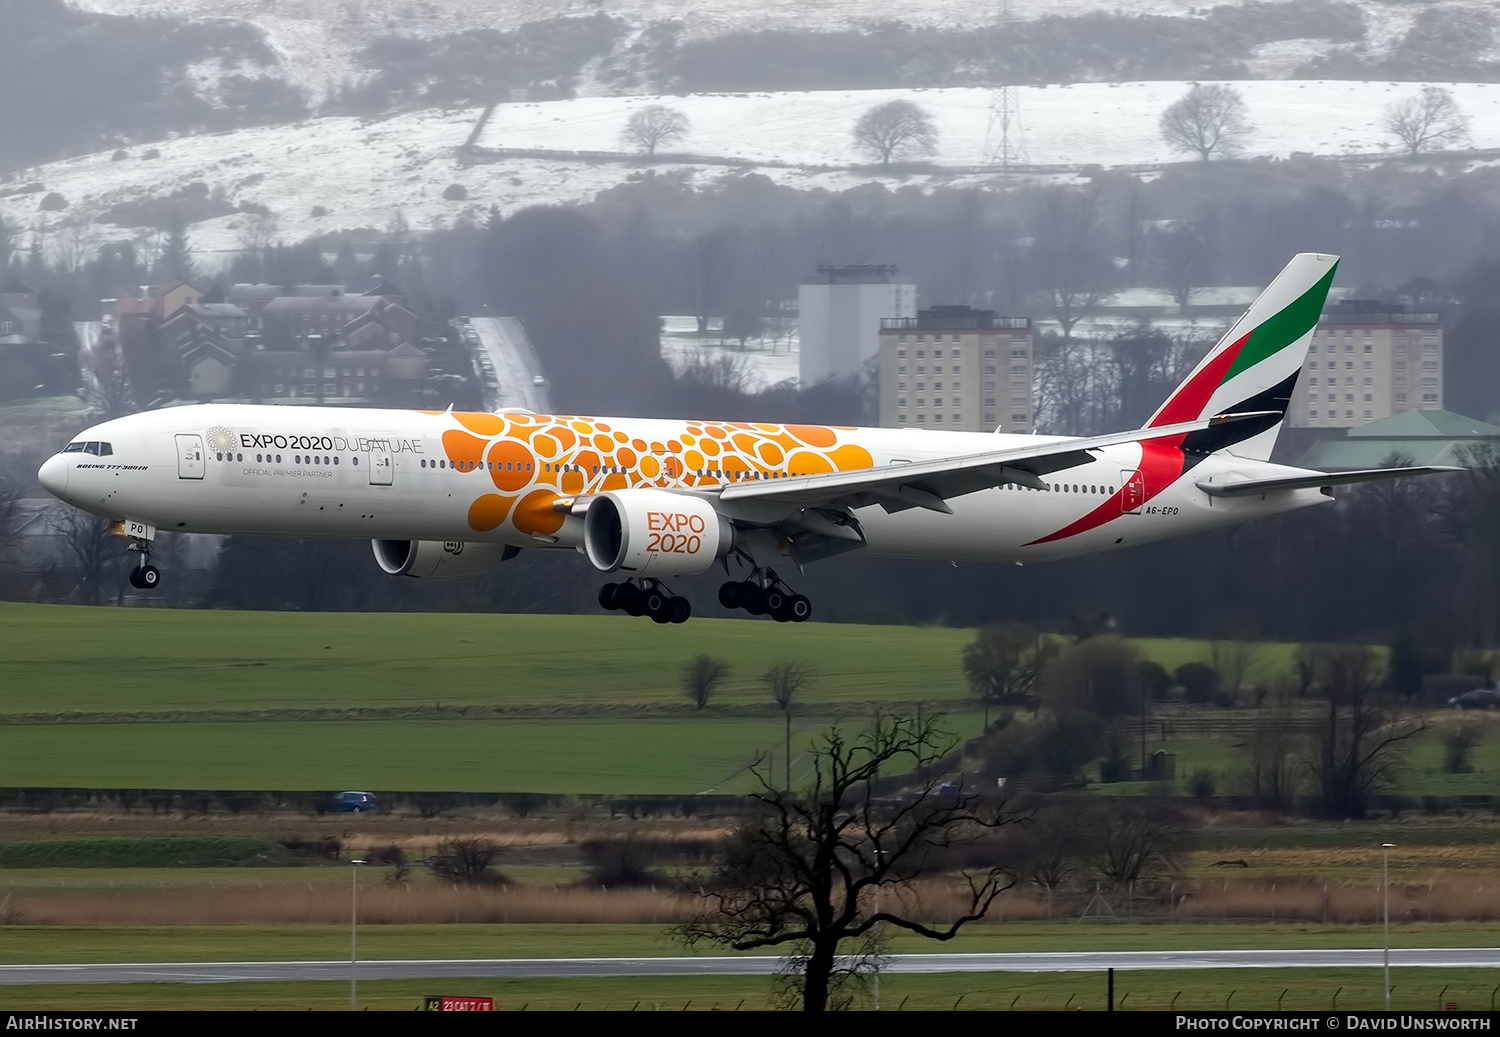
[328,791,379,813]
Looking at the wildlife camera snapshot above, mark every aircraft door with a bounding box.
[1120,469,1144,514]
[369,451,394,486]
[175,434,204,479]
[652,449,683,484]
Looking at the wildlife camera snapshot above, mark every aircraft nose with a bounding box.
[38,454,69,497]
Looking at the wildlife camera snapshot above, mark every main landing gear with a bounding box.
[126,539,161,590]
[598,579,692,624]
[718,569,812,623]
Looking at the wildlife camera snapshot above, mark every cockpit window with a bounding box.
[97,442,112,456]
[84,442,99,455]
[61,441,111,455]
[63,442,85,453]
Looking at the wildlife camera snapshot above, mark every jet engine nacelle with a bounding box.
[372,539,519,579]
[583,489,732,577]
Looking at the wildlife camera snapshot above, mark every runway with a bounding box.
[4,948,1497,985]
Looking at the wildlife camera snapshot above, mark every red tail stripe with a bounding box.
[1147,330,1251,428]
[1025,439,1186,546]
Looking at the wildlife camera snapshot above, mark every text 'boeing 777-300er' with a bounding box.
[39,253,1456,624]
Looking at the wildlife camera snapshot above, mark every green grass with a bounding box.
[0,603,973,714]
[0,713,978,793]
[2,968,1498,1011]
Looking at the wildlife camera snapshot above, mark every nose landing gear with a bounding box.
[598,579,691,623]
[718,569,811,623]
[123,536,160,591]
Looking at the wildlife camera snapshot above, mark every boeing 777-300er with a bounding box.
[39,253,1455,624]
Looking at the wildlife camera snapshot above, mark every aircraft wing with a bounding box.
[1195,465,1462,498]
[716,412,1275,516]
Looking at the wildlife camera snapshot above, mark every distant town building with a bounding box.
[0,277,63,400]
[1289,299,1443,429]
[95,278,435,406]
[798,265,915,385]
[877,306,1034,433]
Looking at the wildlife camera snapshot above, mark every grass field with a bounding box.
[0,713,980,793]
[0,603,977,714]
[4,968,1499,1011]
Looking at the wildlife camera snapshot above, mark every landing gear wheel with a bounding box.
[598,583,621,611]
[763,587,789,621]
[616,582,644,616]
[788,594,812,623]
[668,597,692,624]
[740,582,765,615]
[138,565,160,590]
[718,581,741,610]
[128,569,145,589]
[642,586,669,616]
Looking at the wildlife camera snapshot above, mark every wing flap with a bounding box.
[1196,465,1462,498]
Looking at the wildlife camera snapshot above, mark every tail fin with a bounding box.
[1144,252,1339,461]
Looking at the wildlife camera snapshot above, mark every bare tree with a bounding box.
[1210,638,1260,707]
[425,838,503,884]
[1011,798,1089,917]
[49,506,127,606]
[683,655,728,710]
[763,662,810,791]
[852,100,939,168]
[80,338,136,419]
[675,714,1016,1011]
[1243,702,1301,811]
[1308,645,1424,818]
[1087,798,1186,886]
[1028,184,1116,343]
[1159,84,1252,162]
[1384,87,1471,156]
[621,105,690,157]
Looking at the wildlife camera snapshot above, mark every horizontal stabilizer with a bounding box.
[1196,465,1462,498]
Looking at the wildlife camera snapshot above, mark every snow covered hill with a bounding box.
[64,1,1500,99]
[6,80,1499,264]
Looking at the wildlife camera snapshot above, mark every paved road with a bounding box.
[5,948,1497,985]
[467,316,551,413]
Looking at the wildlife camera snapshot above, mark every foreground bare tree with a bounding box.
[1159,83,1251,161]
[621,105,690,156]
[676,714,1016,1011]
[852,100,939,168]
[1383,87,1470,156]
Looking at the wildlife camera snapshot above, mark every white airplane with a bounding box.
[39,253,1453,623]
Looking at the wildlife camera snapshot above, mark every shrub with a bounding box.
[38,191,67,211]
[1176,662,1221,704]
[442,183,469,201]
[1191,768,1216,799]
